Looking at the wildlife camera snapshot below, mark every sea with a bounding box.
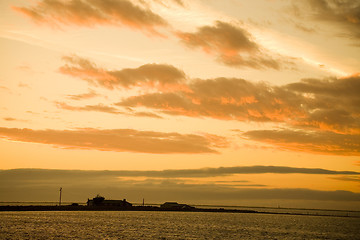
[1,210,359,239]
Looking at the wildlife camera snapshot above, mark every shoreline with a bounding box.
[0,205,358,218]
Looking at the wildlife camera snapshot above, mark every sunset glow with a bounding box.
[0,0,359,210]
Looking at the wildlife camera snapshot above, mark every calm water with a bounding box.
[1,211,359,239]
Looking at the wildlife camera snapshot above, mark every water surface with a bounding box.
[1,211,359,239]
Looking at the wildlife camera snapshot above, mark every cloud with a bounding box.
[293,21,316,33]
[3,117,27,123]
[1,166,357,181]
[66,89,99,100]
[18,82,31,89]
[111,165,360,178]
[12,0,168,35]
[0,127,227,154]
[3,117,17,121]
[117,77,305,122]
[59,55,187,91]
[118,92,203,118]
[152,0,186,8]
[243,129,360,156]
[131,111,163,119]
[286,75,360,134]
[56,101,163,118]
[117,74,360,135]
[0,86,10,91]
[1,169,359,206]
[58,57,360,156]
[171,0,184,7]
[176,21,282,69]
[56,102,122,114]
[330,176,360,183]
[291,0,360,42]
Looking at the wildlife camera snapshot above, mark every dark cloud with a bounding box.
[59,55,187,91]
[0,169,359,205]
[243,129,360,156]
[176,21,282,69]
[12,0,168,35]
[291,0,360,42]
[0,127,227,154]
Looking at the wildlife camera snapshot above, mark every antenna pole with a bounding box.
[59,187,62,206]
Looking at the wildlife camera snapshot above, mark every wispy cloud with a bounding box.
[290,0,360,43]
[2,166,357,180]
[3,117,17,121]
[3,117,27,123]
[176,21,284,69]
[56,101,163,118]
[12,0,168,35]
[0,86,10,91]
[330,176,360,183]
[56,102,122,114]
[131,111,163,119]
[243,129,360,156]
[78,165,360,178]
[18,82,31,89]
[66,89,99,100]
[0,127,227,154]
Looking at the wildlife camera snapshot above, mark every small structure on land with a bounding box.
[160,202,194,210]
[87,195,132,207]
[59,187,62,206]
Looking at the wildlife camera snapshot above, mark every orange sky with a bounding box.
[0,0,359,210]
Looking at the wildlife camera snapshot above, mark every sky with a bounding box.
[0,0,359,210]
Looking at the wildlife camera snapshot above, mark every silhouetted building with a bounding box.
[87,195,132,207]
[160,202,194,210]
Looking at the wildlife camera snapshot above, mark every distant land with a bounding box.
[1,196,359,218]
